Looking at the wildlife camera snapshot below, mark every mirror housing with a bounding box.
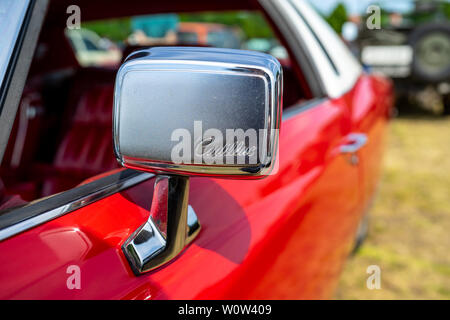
[115,47,283,275]
[113,47,282,178]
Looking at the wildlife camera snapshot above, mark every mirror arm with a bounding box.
[122,175,201,275]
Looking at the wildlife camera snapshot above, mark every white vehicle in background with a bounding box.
[65,28,122,67]
[244,38,288,60]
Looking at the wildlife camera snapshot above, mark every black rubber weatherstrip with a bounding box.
[0,169,142,230]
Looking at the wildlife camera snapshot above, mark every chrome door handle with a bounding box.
[340,133,368,154]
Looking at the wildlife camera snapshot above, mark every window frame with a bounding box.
[284,0,362,99]
[0,0,30,95]
[260,0,326,99]
[0,0,48,163]
[293,0,362,98]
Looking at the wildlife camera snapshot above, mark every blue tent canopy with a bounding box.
[131,14,179,38]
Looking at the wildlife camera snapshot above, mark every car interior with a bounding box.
[0,0,312,211]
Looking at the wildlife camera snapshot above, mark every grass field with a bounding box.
[335,112,450,300]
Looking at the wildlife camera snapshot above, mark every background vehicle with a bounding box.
[66,28,122,67]
[244,38,289,59]
[358,0,450,114]
[0,0,392,299]
[177,22,242,48]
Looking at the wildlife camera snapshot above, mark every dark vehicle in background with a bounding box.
[359,0,450,114]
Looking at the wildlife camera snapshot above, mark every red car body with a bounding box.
[0,0,393,299]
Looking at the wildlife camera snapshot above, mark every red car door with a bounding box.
[347,74,393,208]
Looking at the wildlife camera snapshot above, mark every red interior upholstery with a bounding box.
[1,67,119,203]
[0,179,26,212]
[40,68,119,196]
[0,88,46,201]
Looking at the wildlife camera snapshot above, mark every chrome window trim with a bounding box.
[282,97,328,120]
[289,0,362,98]
[259,0,326,98]
[273,0,341,98]
[0,0,30,94]
[0,170,154,242]
[286,1,340,75]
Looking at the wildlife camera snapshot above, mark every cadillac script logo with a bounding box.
[170,121,274,165]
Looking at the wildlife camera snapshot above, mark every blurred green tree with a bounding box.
[82,18,131,42]
[325,3,348,34]
[81,11,274,43]
[178,11,274,39]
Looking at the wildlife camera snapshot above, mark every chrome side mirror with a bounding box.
[114,47,282,274]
